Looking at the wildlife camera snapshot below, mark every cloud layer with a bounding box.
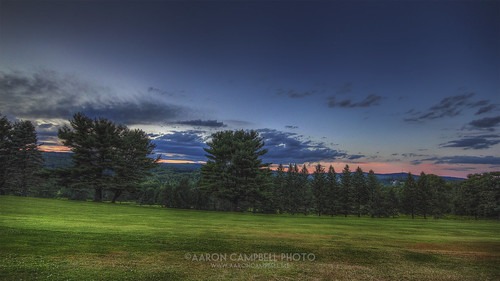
[440,134,500,150]
[327,94,383,108]
[0,70,184,124]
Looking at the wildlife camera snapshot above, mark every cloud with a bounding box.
[327,94,383,108]
[423,156,500,165]
[174,119,226,128]
[82,101,182,124]
[468,115,500,130]
[440,134,500,150]
[285,125,298,129]
[336,82,352,94]
[0,69,185,124]
[404,93,496,122]
[257,128,358,164]
[276,89,317,98]
[150,131,208,161]
[475,104,496,115]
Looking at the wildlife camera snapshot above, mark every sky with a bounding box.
[0,0,499,178]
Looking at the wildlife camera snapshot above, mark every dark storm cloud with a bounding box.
[151,131,208,161]
[404,93,496,122]
[468,115,500,130]
[327,94,383,108]
[0,70,184,124]
[423,156,500,165]
[276,89,317,98]
[174,119,226,128]
[440,134,500,150]
[257,128,356,164]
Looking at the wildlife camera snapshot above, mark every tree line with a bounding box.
[0,113,498,219]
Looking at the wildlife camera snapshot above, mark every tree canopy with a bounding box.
[58,113,158,202]
[200,130,270,212]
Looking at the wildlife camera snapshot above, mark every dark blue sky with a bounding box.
[1,1,499,177]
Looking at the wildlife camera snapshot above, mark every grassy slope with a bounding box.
[0,196,499,280]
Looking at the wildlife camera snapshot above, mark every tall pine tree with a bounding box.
[58,113,158,202]
[339,165,352,217]
[326,165,339,216]
[352,166,368,217]
[200,130,270,212]
[402,173,417,219]
[9,120,44,196]
[312,164,327,216]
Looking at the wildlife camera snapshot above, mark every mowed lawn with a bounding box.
[0,196,499,280]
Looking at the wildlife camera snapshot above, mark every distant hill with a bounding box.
[42,152,464,182]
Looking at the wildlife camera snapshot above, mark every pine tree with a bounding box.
[416,172,431,219]
[312,164,327,216]
[273,164,286,214]
[9,120,44,196]
[285,163,300,214]
[0,114,12,195]
[200,130,270,212]
[384,186,400,218]
[326,165,339,216]
[58,113,158,202]
[402,173,417,219]
[111,128,158,203]
[426,174,448,219]
[352,166,368,217]
[339,164,352,217]
[299,164,311,215]
[366,170,383,217]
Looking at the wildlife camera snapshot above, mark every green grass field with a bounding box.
[0,196,499,280]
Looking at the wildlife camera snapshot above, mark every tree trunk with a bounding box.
[94,187,103,202]
[411,211,415,219]
[111,189,122,203]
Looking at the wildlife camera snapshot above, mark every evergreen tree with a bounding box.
[366,170,383,217]
[273,164,286,214]
[0,114,12,195]
[339,165,352,216]
[384,186,400,218]
[9,120,44,196]
[285,163,300,214]
[416,172,431,219]
[111,128,158,203]
[326,165,339,216]
[299,164,311,215]
[312,164,327,216]
[58,113,158,202]
[402,173,417,219]
[200,130,270,212]
[426,174,448,219]
[352,166,368,217]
